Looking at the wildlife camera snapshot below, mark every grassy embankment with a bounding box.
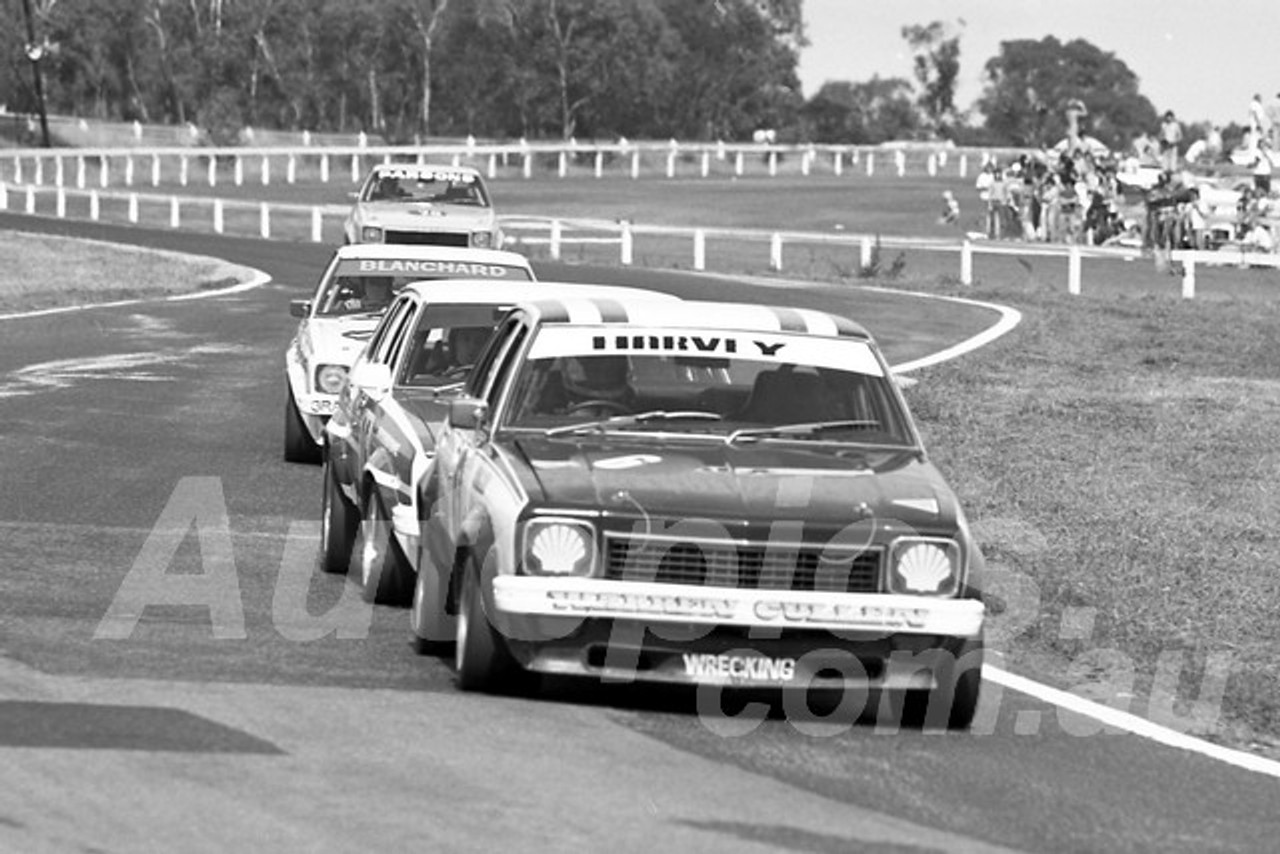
[3,171,1279,748]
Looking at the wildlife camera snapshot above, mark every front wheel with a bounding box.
[318,454,356,575]
[284,387,321,464]
[455,559,533,694]
[902,636,983,730]
[353,494,413,606]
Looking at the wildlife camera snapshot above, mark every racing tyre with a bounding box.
[455,559,534,694]
[284,388,321,464]
[318,454,356,575]
[411,538,455,655]
[902,635,983,731]
[353,493,413,606]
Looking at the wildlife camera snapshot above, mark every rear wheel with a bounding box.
[284,387,320,464]
[455,559,533,693]
[353,493,413,605]
[318,453,356,575]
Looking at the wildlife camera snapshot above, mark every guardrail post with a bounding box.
[287,154,297,184]
[1067,245,1082,295]
[834,150,843,177]
[310,207,323,242]
[56,187,66,218]
[260,201,271,238]
[630,150,640,180]
[207,155,217,187]
[320,154,330,183]
[960,240,973,285]
[76,156,85,189]
[213,198,224,233]
[594,151,603,179]
[550,219,562,260]
[12,156,22,184]
[89,190,99,221]
[767,151,777,177]
[487,153,497,179]
[1180,254,1196,299]
[666,151,676,179]
[700,150,710,178]
[261,155,270,185]
[860,236,872,268]
[0,183,7,210]
[558,151,567,178]
[523,152,533,179]
[34,158,44,185]
[801,149,812,176]
[151,154,161,186]
[866,153,874,176]
[959,154,968,179]
[55,156,64,187]
[770,232,783,270]
[927,154,937,177]
[234,156,244,186]
[693,229,706,271]
[24,185,35,214]
[895,150,905,177]
[100,156,110,188]
[125,155,135,186]
[180,156,189,186]
[170,196,180,228]
[128,193,139,223]
[350,154,359,183]
[451,154,461,168]
[620,221,633,265]
[735,151,744,177]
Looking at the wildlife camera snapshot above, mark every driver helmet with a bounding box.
[446,326,490,366]
[562,355,631,402]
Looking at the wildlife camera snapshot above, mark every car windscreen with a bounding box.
[363,167,489,206]
[399,303,512,387]
[315,260,532,317]
[500,326,914,446]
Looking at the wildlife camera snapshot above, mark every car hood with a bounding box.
[356,202,495,230]
[298,315,381,366]
[506,434,958,532]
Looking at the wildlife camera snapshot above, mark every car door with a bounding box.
[352,294,418,500]
[437,315,530,540]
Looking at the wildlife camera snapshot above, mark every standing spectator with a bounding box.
[1158,111,1183,172]
[1267,92,1280,149]
[1249,94,1269,146]
[1253,145,1274,195]
[975,163,996,235]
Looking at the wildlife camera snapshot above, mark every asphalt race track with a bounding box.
[2,213,1279,853]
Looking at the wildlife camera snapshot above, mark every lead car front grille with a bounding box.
[603,534,882,593]
[384,231,470,247]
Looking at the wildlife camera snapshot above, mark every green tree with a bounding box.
[800,77,919,144]
[900,19,962,138]
[975,36,1158,150]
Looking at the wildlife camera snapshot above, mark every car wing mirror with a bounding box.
[350,361,392,402]
[289,299,311,318]
[447,396,489,430]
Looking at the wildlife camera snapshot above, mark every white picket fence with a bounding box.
[0,139,1007,189]
[0,180,1186,295]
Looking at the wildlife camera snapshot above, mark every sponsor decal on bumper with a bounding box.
[491,577,984,637]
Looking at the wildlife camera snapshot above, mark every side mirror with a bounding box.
[289,300,311,318]
[447,396,489,430]
[350,361,392,402]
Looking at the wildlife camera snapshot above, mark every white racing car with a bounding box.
[284,244,536,463]
[343,163,503,248]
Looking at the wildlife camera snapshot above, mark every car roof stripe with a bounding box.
[591,298,629,323]
[769,307,809,332]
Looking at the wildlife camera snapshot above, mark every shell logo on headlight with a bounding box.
[890,539,960,596]
[524,519,596,576]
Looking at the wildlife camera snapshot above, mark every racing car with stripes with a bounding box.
[283,243,535,463]
[316,282,678,605]
[415,297,987,728]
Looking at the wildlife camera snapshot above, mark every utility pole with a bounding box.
[20,0,52,148]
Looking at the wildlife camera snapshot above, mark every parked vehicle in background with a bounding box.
[342,163,502,249]
[283,243,536,463]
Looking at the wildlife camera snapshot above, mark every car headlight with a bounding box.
[888,537,961,596]
[522,518,597,577]
[314,364,349,395]
[360,225,384,243]
[471,230,493,248]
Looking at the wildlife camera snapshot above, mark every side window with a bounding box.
[370,297,415,365]
[464,315,522,398]
[481,325,529,408]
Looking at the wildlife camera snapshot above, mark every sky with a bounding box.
[796,0,1280,128]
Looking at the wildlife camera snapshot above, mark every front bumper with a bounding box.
[491,576,984,689]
